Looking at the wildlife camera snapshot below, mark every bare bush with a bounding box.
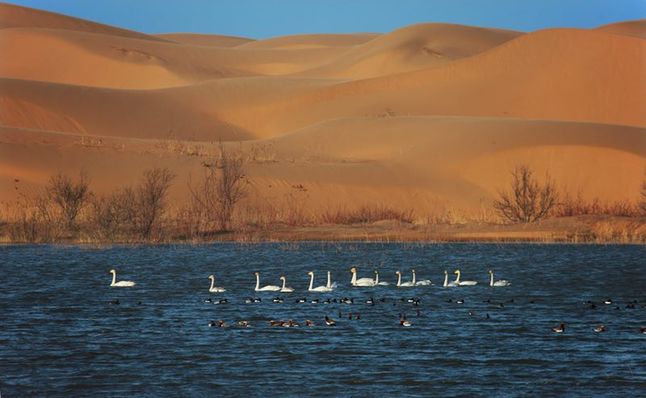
[89,188,137,241]
[641,176,646,215]
[319,204,415,225]
[189,143,246,232]
[494,165,557,223]
[46,172,90,230]
[135,168,175,240]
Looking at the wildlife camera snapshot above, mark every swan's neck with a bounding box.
[454,272,461,284]
[489,272,494,286]
[374,272,379,284]
[443,273,448,287]
[351,271,357,285]
[411,271,416,285]
[326,271,331,288]
[209,277,215,290]
[281,278,286,289]
[309,274,314,290]
[396,273,401,287]
[111,272,116,286]
[255,274,260,290]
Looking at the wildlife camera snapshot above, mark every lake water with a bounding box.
[1,243,645,397]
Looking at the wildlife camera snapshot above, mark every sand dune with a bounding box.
[0,3,643,214]
[0,26,354,88]
[596,19,646,39]
[0,2,166,42]
[296,23,522,79]
[229,28,645,136]
[156,33,254,47]
[237,33,378,49]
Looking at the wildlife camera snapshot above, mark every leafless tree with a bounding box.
[189,143,246,232]
[90,188,131,240]
[640,175,646,215]
[46,172,90,230]
[494,165,558,223]
[135,168,175,240]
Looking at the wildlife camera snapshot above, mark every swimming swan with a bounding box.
[443,270,458,287]
[326,271,337,290]
[109,269,135,287]
[454,270,478,286]
[208,275,226,292]
[279,276,294,292]
[412,269,432,286]
[308,271,332,292]
[373,270,390,286]
[254,272,281,291]
[488,270,510,287]
[395,270,415,287]
[350,267,376,287]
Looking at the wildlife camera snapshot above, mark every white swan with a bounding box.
[326,271,337,290]
[412,269,432,286]
[308,271,332,292]
[279,276,294,293]
[208,275,226,292]
[373,270,390,286]
[488,270,511,287]
[395,270,415,287]
[254,272,281,291]
[109,269,135,287]
[454,270,478,286]
[350,267,376,287]
[443,270,458,287]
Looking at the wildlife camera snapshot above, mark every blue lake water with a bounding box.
[1,243,645,397]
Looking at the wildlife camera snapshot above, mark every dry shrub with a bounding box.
[494,165,557,223]
[318,204,414,225]
[556,191,640,217]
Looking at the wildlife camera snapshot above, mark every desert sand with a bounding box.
[0,3,644,235]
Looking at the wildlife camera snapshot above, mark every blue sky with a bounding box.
[6,0,645,38]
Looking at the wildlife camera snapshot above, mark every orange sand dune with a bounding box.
[156,33,254,47]
[0,4,643,216]
[1,117,643,213]
[0,26,355,88]
[0,2,166,42]
[237,33,378,49]
[296,23,522,79]
[229,28,645,136]
[596,19,646,39]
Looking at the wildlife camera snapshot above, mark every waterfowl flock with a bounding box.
[107,267,645,334]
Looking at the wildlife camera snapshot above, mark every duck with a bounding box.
[325,316,337,326]
[208,275,226,293]
[305,320,314,327]
[109,269,135,287]
[236,320,250,328]
[399,314,412,327]
[272,297,284,303]
[279,276,294,293]
[350,267,376,287]
[215,298,228,305]
[593,325,606,333]
[552,323,566,333]
[488,270,510,287]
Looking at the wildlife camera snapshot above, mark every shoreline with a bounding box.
[2,215,644,245]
